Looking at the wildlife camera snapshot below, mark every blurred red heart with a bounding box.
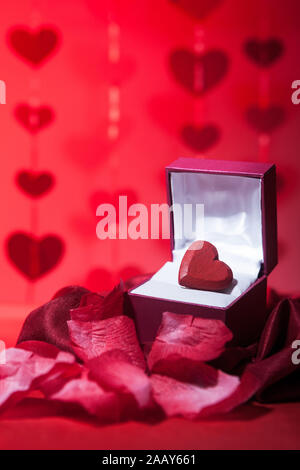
[244,38,284,67]
[8,26,59,66]
[169,49,229,95]
[179,241,233,291]
[181,124,220,152]
[85,266,143,292]
[15,104,54,133]
[7,232,64,280]
[16,170,54,198]
[246,105,285,133]
[170,0,222,20]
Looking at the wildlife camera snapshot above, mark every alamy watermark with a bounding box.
[96,196,204,240]
[291,80,300,105]
[0,80,6,104]
[0,340,6,365]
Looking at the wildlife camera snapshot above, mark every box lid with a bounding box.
[165,158,277,276]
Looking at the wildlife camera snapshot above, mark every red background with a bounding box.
[0,0,299,306]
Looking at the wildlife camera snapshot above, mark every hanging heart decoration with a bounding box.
[16,170,54,198]
[8,26,59,67]
[6,232,64,281]
[170,0,223,20]
[169,49,229,95]
[244,38,284,68]
[15,103,54,133]
[246,105,285,133]
[181,123,220,151]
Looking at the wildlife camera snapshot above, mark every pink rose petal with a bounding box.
[68,315,146,369]
[70,281,124,322]
[0,347,76,412]
[88,350,152,409]
[148,312,233,373]
[151,363,240,419]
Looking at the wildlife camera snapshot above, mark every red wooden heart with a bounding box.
[15,104,54,133]
[9,27,59,66]
[6,232,64,280]
[244,38,284,67]
[170,0,222,20]
[246,105,285,134]
[181,124,220,152]
[179,241,233,291]
[16,170,54,198]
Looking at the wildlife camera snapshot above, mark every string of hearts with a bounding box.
[168,0,286,153]
[6,26,64,283]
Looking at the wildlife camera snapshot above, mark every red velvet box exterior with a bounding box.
[126,158,277,347]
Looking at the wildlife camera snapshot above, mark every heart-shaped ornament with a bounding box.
[6,232,64,280]
[9,26,59,66]
[16,170,54,198]
[179,241,233,291]
[244,38,284,68]
[246,105,285,134]
[15,103,54,133]
[169,49,229,95]
[181,124,220,151]
[170,0,223,20]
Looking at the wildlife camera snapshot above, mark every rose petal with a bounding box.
[0,347,76,412]
[50,371,120,422]
[16,340,67,358]
[79,292,104,307]
[68,315,146,369]
[151,364,240,419]
[17,286,90,352]
[148,312,233,372]
[70,281,124,322]
[88,350,152,409]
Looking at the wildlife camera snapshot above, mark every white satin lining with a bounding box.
[132,171,263,308]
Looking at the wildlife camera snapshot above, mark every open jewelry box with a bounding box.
[126,158,277,347]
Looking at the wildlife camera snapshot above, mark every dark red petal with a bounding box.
[17,286,90,353]
[148,312,233,373]
[68,315,146,369]
[16,340,67,358]
[0,347,76,412]
[70,281,125,322]
[88,350,152,409]
[79,292,104,307]
[151,365,240,419]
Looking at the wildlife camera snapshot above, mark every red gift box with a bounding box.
[126,158,277,347]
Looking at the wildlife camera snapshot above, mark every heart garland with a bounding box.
[170,0,222,20]
[8,26,59,67]
[6,232,64,281]
[246,105,285,134]
[244,38,284,68]
[15,103,54,134]
[181,123,220,152]
[243,37,285,143]
[7,23,63,287]
[169,48,229,96]
[16,170,54,198]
